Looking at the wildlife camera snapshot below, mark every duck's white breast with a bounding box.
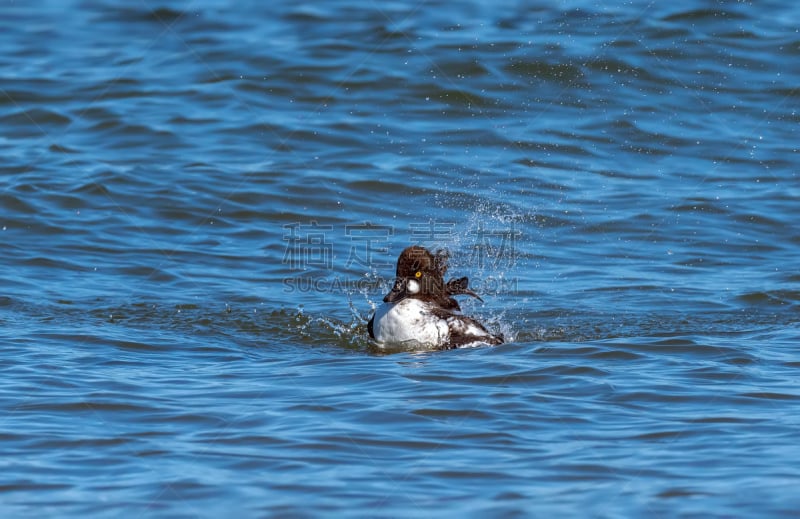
[371,298,449,348]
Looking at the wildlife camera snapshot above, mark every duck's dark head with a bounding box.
[383,246,448,303]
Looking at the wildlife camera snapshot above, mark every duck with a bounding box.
[368,245,503,350]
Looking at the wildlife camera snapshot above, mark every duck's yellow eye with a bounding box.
[414,271,422,278]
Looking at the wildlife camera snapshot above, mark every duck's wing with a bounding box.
[367,313,375,339]
[445,314,504,348]
[428,306,503,349]
[446,276,484,302]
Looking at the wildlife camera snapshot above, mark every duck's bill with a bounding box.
[383,278,408,303]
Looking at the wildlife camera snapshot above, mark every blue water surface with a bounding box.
[1,0,799,516]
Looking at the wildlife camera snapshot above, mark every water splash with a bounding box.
[431,190,534,343]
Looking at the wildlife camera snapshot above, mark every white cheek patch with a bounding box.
[406,279,420,294]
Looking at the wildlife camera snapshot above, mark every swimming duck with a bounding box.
[368,245,503,350]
